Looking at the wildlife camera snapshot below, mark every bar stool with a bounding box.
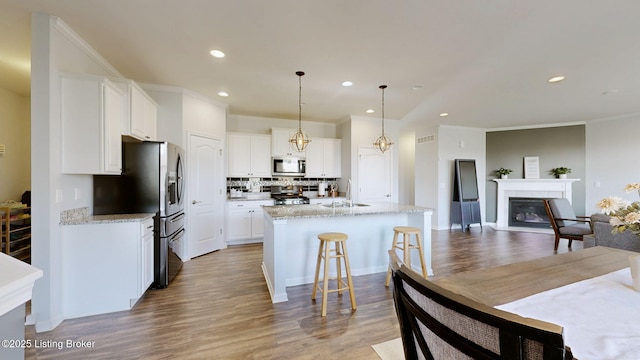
[385,226,427,286]
[311,232,357,317]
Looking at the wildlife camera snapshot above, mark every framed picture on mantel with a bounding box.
[524,156,540,179]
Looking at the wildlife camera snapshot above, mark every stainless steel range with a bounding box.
[270,185,310,205]
[272,194,310,205]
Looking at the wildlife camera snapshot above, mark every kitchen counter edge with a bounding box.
[263,203,434,221]
[60,213,155,226]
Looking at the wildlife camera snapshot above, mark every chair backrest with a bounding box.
[388,250,572,360]
[547,198,577,227]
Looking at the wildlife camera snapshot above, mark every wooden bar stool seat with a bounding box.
[311,232,357,317]
[385,226,427,286]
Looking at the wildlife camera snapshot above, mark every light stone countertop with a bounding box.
[0,253,42,317]
[262,202,433,221]
[60,213,155,225]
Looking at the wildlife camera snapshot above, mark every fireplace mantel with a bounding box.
[492,179,579,229]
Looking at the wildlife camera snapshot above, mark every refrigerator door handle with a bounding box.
[169,228,186,241]
[169,213,186,222]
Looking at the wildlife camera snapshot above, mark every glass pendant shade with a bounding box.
[374,85,393,153]
[289,71,311,152]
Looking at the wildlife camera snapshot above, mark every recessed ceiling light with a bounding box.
[439,112,449,117]
[548,76,565,83]
[412,85,424,90]
[602,89,620,95]
[217,91,229,97]
[342,81,353,87]
[210,50,225,58]
[366,109,375,113]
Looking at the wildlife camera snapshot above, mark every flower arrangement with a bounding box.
[596,182,640,234]
[495,168,513,176]
[550,167,571,176]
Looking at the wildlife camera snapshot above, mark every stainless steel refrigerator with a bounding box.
[94,141,185,288]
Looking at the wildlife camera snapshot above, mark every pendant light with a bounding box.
[289,71,311,152]
[373,85,393,153]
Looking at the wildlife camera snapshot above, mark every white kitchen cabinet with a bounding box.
[305,138,341,178]
[226,200,273,244]
[113,79,158,141]
[271,128,306,158]
[227,133,271,177]
[140,218,154,295]
[61,217,154,319]
[61,73,124,175]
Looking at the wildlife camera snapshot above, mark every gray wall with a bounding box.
[485,125,586,221]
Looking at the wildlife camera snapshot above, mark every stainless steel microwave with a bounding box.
[272,157,306,177]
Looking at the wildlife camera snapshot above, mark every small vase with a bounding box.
[501,174,508,179]
[559,174,567,179]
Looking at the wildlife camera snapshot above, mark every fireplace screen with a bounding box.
[508,197,551,228]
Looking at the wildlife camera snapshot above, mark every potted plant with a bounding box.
[496,168,513,179]
[550,167,571,179]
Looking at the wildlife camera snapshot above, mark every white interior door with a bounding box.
[358,146,392,203]
[188,134,224,258]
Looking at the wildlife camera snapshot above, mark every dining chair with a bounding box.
[543,198,593,251]
[388,250,575,360]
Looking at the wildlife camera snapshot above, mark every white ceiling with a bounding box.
[2,0,640,128]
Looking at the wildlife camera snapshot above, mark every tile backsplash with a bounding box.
[226,177,338,193]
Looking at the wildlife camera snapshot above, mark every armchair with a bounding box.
[543,198,592,251]
[388,250,574,359]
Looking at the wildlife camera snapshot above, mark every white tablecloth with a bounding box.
[496,268,640,360]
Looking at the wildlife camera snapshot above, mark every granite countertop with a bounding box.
[262,202,433,220]
[60,213,155,226]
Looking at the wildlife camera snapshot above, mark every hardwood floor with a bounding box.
[24,228,581,359]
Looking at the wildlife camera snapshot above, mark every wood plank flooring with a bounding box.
[24,228,581,359]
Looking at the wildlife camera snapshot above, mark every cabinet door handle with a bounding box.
[192,200,202,204]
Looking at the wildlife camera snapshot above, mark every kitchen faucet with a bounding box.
[346,179,352,207]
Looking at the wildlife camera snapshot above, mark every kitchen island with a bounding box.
[262,202,433,303]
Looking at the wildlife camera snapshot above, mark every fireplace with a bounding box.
[508,198,550,228]
[492,179,578,230]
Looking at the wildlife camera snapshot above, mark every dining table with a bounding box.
[433,246,640,360]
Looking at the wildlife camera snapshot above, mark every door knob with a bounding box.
[192,200,202,204]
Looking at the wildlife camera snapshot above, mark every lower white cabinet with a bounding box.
[61,217,154,319]
[226,200,273,244]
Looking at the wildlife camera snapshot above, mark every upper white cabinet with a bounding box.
[305,138,341,178]
[227,133,271,177]
[113,79,158,141]
[271,128,306,158]
[61,73,124,175]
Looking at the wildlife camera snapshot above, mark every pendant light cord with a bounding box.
[380,85,387,136]
[297,71,305,130]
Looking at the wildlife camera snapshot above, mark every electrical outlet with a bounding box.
[56,189,63,203]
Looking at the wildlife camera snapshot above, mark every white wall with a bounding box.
[346,115,400,203]
[586,113,640,214]
[31,14,126,332]
[414,124,439,221]
[0,86,30,201]
[227,114,336,138]
[398,129,415,205]
[414,124,486,230]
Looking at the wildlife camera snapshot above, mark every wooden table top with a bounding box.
[433,246,636,307]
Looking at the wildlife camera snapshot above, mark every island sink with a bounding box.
[321,202,370,208]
